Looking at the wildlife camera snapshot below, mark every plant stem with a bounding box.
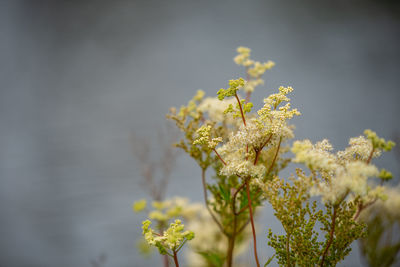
[366,148,375,164]
[201,168,227,235]
[213,148,227,166]
[245,179,261,267]
[173,250,179,267]
[234,93,247,127]
[226,217,237,267]
[266,137,282,175]
[163,255,169,267]
[320,207,337,267]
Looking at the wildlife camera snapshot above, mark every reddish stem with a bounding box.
[320,207,337,267]
[366,148,375,164]
[213,148,227,166]
[245,179,261,267]
[235,93,247,127]
[173,250,179,267]
[266,137,282,175]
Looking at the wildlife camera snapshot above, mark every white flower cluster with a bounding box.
[198,97,237,123]
[217,131,266,178]
[337,135,381,163]
[148,197,203,222]
[292,139,339,172]
[293,138,383,204]
[233,46,275,93]
[367,186,400,221]
[244,78,264,93]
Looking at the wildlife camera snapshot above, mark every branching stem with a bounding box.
[235,93,247,127]
[213,148,227,166]
[245,179,261,267]
[201,168,227,235]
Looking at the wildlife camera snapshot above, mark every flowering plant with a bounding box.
[134,47,398,267]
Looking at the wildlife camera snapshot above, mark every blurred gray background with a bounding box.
[0,0,399,266]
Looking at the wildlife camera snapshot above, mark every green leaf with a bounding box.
[264,254,275,266]
[218,184,230,202]
[197,251,224,267]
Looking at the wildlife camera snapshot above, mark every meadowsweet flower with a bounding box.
[243,78,264,93]
[364,129,395,151]
[337,135,380,163]
[292,139,339,172]
[193,125,223,149]
[248,61,275,77]
[217,135,266,178]
[198,97,237,123]
[142,219,194,253]
[257,86,300,136]
[234,46,251,65]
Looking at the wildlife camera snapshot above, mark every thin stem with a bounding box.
[320,207,337,267]
[245,179,261,267]
[233,182,246,216]
[253,134,273,165]
[158,224,170,267]
[172,250,179,267]
[366,148,375,164]
[163,255,169,267]
[176,239,187,253]
[266,136,282,175]
[201,168,227,235]
[353,199,377,221]
[226,178,245,267]
[234,93,247,127]
[213,148,227,166]
[226,218,237,267]
[245,91,251,103]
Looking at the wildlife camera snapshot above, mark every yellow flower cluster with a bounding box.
[142,219,194,253]
[257,86,300,136]
[193,125,223,149]
[233,46,275,93]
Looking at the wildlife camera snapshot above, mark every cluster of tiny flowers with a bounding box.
[247,61,275,78]
[230,120,268,149]
[176,90,205,119]
[292,139,339,172]
[364,129,395,151]
[257,86,300,136]
[293,138,385,204]
[337,135,380,163]
[217,137,266,178]
[233,46,275,93]
[333,161,379,200]
[193,125,223,149]
[217,78,245,100]
[367,186,400,221]
[244,78,264,93]
[198,97,237,123]
[133,197,203,222]
[142,219,194,253]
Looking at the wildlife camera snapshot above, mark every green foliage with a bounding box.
[217,78,245,100]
